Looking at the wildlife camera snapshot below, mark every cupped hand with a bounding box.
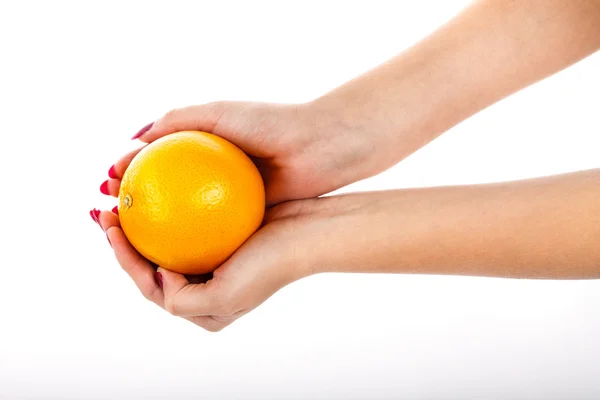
[106,101,390,205]
[93,194,365,331]
[96,100,392,330]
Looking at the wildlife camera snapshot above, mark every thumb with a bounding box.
[134,102,229,144]
[157,267,226,317]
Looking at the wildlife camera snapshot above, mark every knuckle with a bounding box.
[219,303,239,318]
[206,101,225,112]
[213,302,230,317]
[164,297,180,316]
[141,290,153,302]
[208,101,230,117]
[140,283,159,303]
[211,292,236,316]
[160,107,184,126]
[208,302,227,317]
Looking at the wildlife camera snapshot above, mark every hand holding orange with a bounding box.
[117,131,265,275]
[93,101,364,332]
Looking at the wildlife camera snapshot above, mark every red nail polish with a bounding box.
[131,122,154,140]
[100,180,109,195]
[156,272,163,288]
[111,206,118,215]
[108,165,118,179]
[106,233,112,246]
[90,209,99,224]
[93,209,104,230]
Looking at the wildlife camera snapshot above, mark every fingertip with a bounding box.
[155,270,163,289]
[100,180,109,195]
[112,146,145,180]
[90,208,101,225]
[156,266,166,274]
[108,165,118,179]
[131,122,154,140]
[142,103,228,143]
[156,266,184,282]
[157,267,189,294]
[156,266,167,282]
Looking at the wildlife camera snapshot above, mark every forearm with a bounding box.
[314,0,600,167]
[316,169,600,279]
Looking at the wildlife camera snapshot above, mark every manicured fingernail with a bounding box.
[106,233,112,247]
[89,209,99,224]
[100,180,109,195]
[108,165,118,179]
[111,206,118,215]
[131,122,154,140]
[156,272,163,288]
[94,209,104,230]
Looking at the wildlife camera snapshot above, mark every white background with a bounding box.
[1,1,599,399]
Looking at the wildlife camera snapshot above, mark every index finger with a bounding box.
[101,211,164,307]
[108,146,146,180]
[135,103,226,144]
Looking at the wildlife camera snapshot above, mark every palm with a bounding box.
[96,196,322,331]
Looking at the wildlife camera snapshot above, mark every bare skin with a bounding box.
[94,0,600,331]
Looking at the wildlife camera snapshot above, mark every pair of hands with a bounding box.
[93,100,397,331]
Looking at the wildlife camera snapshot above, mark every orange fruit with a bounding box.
[118,131,265,275]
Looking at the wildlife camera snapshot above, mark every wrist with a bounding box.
[305,94,399,182]
[282,192,395,276]
[308,68,444,178]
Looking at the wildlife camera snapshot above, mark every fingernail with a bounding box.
[89,209,99,224]
[108,165,118,179]
[131,122,154,140]
[156,272,163,289]
[106,233,112,247]
[94,209,104,230]
[111,206,118,215]
[100,180,109,195]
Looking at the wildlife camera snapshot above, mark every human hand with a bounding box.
[106,100,394,205]
[92,193,369,331]
[94,100,396,330]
